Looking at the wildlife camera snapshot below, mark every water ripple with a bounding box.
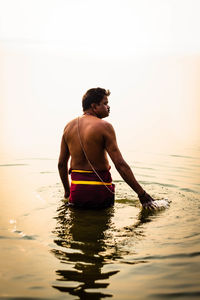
[0,164,28,167]
[138,251,200,261]
[150,291,200,299]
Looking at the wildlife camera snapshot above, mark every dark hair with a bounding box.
[82,87,110,111]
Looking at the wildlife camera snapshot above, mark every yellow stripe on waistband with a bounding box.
[71,169,93,173]
[71,180,112,186]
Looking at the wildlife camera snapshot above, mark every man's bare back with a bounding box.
[63,115,110,171]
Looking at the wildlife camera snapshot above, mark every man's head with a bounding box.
[82,88,110,111]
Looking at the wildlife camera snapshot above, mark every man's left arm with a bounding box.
[103,122,156,208]
[58,135,70,198]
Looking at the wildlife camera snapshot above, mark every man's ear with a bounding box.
[91,103,98,110]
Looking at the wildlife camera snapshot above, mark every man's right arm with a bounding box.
[58,134,70,198]
[103,122,155,206]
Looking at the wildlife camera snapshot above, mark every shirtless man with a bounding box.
[58,87,155,209]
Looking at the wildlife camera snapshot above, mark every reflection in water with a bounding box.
[51,201,161,299]
[52,203,120,299]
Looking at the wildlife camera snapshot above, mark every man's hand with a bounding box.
[138,191,157,209]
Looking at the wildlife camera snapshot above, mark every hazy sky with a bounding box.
[0,0,200,56]
[0,0,200,158]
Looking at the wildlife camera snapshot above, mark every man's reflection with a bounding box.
[51,200,163,299]
[52,202,119,299]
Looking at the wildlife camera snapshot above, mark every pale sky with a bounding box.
[0,0,200,57]
[0,0,200,158]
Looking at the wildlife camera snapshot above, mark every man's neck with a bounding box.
[83,110,99,118]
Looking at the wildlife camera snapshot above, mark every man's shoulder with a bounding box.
[63,117,114,134]
[64,117,77,131]
[91,118,113,131]
[100,119,114,131]
[91,120,115,140]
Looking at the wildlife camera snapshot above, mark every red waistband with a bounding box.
[69,168,112,184]
[69,167,111,174]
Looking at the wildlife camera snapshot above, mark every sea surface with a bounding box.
[0,144,200,300]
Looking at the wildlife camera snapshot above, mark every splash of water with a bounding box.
[143,198,170,210]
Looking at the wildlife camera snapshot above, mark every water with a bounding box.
[0,145,200,299]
